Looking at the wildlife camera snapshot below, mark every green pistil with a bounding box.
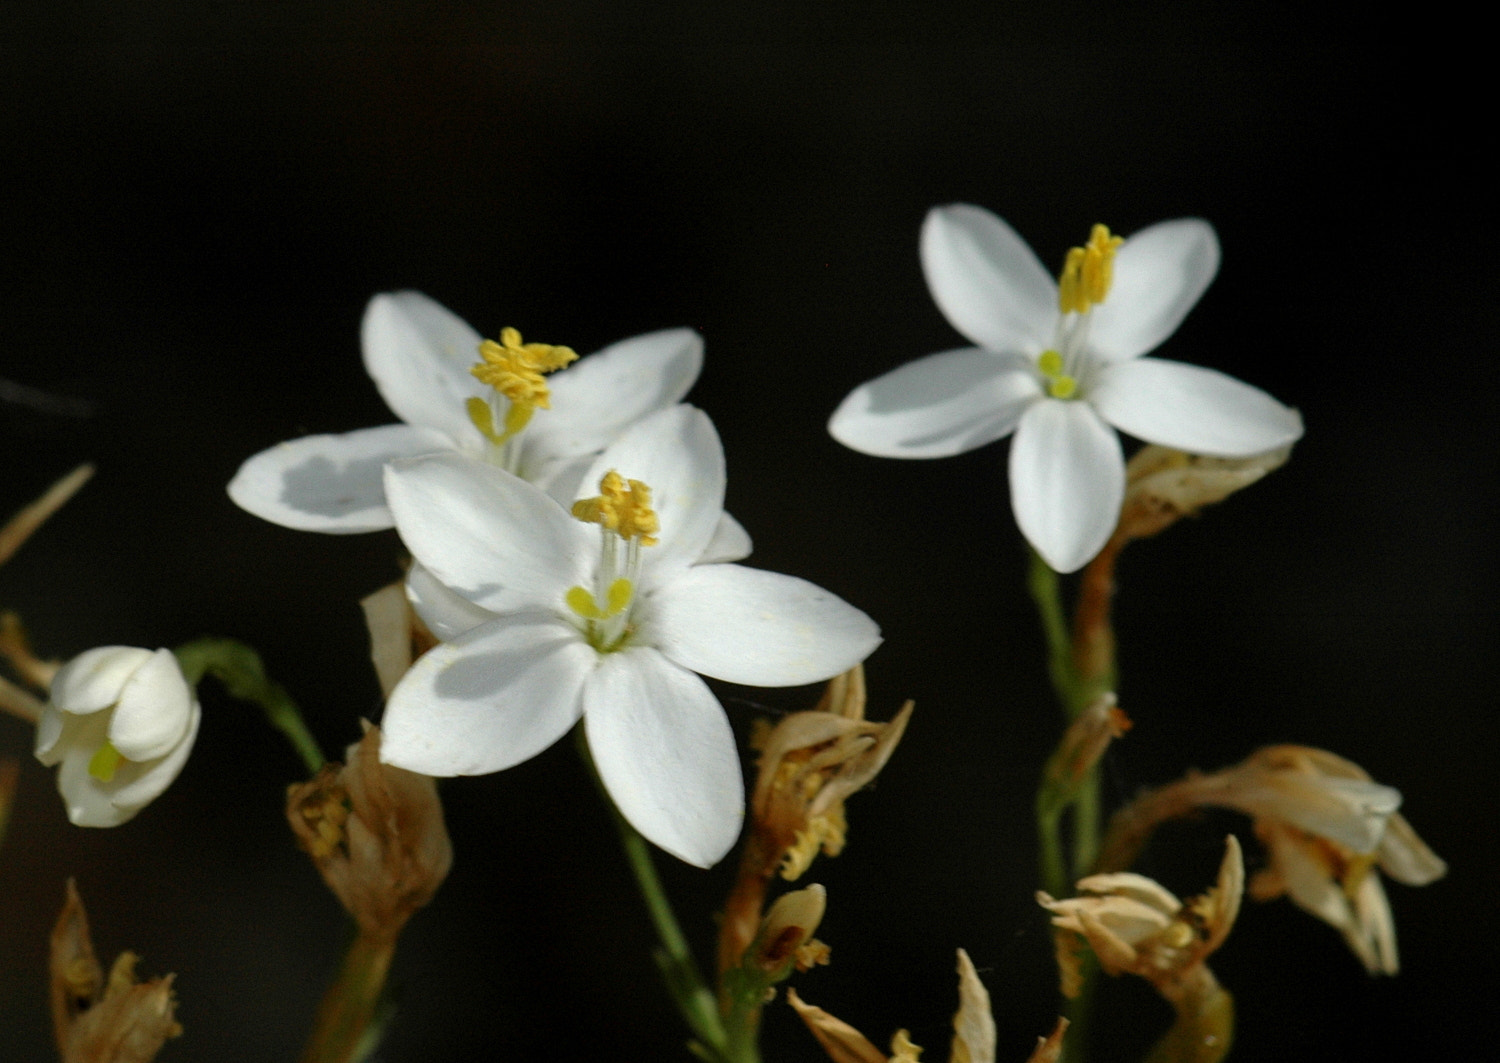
[1037,348,1078,400]
[88,740,124,782]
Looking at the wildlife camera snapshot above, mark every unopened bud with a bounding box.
[752,884,830,976]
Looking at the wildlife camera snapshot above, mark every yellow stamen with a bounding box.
[1057,223,1125,315]
[571,470,660,546]
[88,740,124,782]
[470,327,578,412]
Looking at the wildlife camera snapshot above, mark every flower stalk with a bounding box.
[173,637,325,775]
[299,932,395,1063]
[578,728,728,1061]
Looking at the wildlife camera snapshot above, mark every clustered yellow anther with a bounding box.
[88,740,123,783]
[466,328,579,447]
[571,470,660,546]
[1058,223,1125,316]
[470,327,579,408]
[293,785,351,859]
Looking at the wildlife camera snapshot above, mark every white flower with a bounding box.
[35,646,201,827]
[829,206,1304,573]
[378,405,882,868]
[228,290,704,533]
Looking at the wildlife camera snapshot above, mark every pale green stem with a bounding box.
[174,637,325,775]
[1027,548,1111,1063]
[576,729,728,1061]
[299,931,395,1063]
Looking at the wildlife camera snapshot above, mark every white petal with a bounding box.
[524,328,704,464]
[49,646,154,714]
[578,405,724,574]
[1091,358,1304,456]
[583,647,743,867]
[647,564,881,686]
[361,291,484,440]
[54,721,128,827]
[920,205,1057,353]
[107,649,192,762]
[380,612,594,776]
[228,424,452,533]
[385,453,591,612]
[106,700,202,817]
[698,512,752,565]
[828,348,1041,458]
[1377,814,1448,886]
[34,705,66,763]
[1009,400,1124,574]
[1089,219,1219,361]
[405,561,498,642]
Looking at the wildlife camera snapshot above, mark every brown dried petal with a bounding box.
[951,949,996,1063]
[1119,445,1289,541]
[1023,1018,1069,1063]
[787,988,890,1063]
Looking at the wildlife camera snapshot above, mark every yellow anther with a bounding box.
[571,470,660,546]
[1048,376,1077,399]
[470,327,578,411]
[1058,223,1125,315]
[88,740,123,782]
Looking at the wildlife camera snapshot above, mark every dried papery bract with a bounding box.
[50,880,182,1063]
[1098,745,1446,975]
[287,721,452,943]
[950,948,996,1063]
[1040,836,1243,1063]
[358,580,437,700]
[1116,445,1291,544]
[789,950,1065,1063]
[719,665,912,974]
[1039,693,1131,813]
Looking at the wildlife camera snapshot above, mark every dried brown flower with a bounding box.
[287,721,452,942]
[1039,835,1243,1005]
[50,880,181,1063]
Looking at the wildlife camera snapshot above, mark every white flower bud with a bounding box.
[35,647,200,827]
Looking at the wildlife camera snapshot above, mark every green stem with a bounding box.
[174,637,325,775]
[299,931,395,1063]
[1027,550,1083,715]
[1028,548,1107,1063]
[576,730,727,1060]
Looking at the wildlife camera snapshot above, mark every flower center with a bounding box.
[88,738,124,782]
[1039,223,1124,400]
[566,470,659,652]
[465,327,578,470]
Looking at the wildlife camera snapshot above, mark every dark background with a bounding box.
[1,3,1493,1061]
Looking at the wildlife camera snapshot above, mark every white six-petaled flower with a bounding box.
[829,205,1304,573]
[378,405,882,868]
[35,646,201,827]
[228,290,704,532]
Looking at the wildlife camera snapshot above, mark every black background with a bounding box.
[1,3,1494,1061]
